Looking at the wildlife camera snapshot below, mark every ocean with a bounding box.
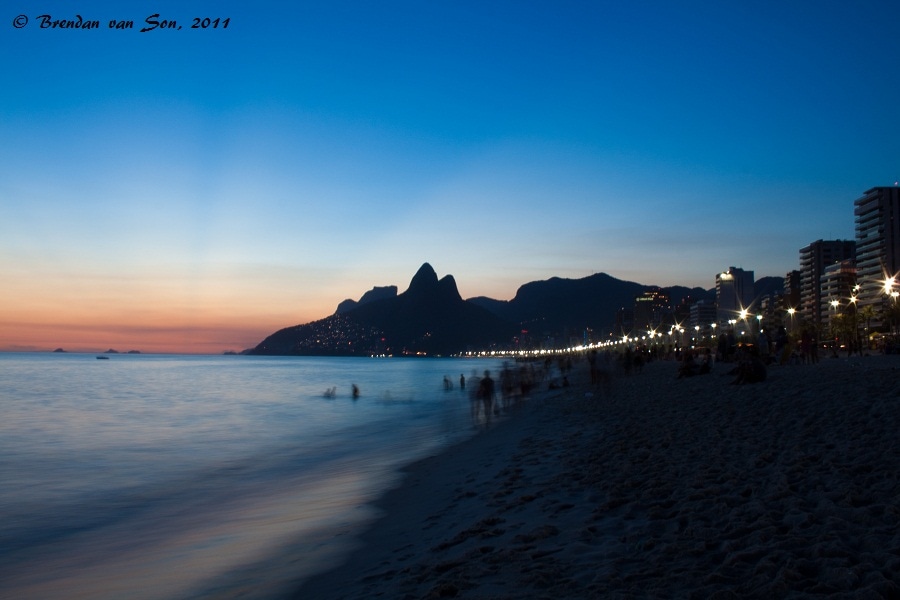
[0,352,501,599]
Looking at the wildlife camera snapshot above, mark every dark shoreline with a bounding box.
[287,355,900,599]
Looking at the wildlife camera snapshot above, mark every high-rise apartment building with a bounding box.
[854,186,900,308]
[633,288,671,332]
[820,259,857,333]
[783,270,801,311]
[715,267,754,323]
[798,240,856,330]
[689,300,717,339]
[614,307,634,337]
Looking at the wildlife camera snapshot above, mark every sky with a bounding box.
[2,1,899,353]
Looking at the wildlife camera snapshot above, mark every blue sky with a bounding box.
[2,1,898,352]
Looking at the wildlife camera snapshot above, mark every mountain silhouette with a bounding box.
[752,276,784,302]
[250,263,517,356]
[470,274,712,340]
[250,263,720,356]
[335,285,398,314]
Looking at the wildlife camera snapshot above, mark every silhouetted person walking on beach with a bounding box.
[478,370,495,424]
[677,351,698,378]
[589,350,598,384]
[800,330,812,364]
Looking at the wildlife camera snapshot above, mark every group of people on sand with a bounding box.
[464,360,556,425]
[676,348,713,378]
[678,337,769,384]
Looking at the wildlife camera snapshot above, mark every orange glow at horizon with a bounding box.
[1,289,331,355]
[0,317,301,354]
[0,255,532,355]
[0,261,343,354]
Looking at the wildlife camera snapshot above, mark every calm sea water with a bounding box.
[0,353,499,599]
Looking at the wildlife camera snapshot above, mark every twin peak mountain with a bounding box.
[250,263,714,356]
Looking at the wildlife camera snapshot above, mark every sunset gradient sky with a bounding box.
[2,1,899,353]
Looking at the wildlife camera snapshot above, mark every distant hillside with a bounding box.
[335,285,398,314]
[250,264,517,356]
[469,274,713,339]
[249,264,777,356]
[753,276,784,303]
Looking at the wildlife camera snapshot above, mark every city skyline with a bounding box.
[2,1,898,353]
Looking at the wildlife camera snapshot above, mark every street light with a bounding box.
[848,294,860,353]
[829,299,841,353]
[892,291,900,336]
[735,309,749,341]
[879,275,898,338]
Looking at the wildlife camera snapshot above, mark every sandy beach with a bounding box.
[291,353,900,599]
